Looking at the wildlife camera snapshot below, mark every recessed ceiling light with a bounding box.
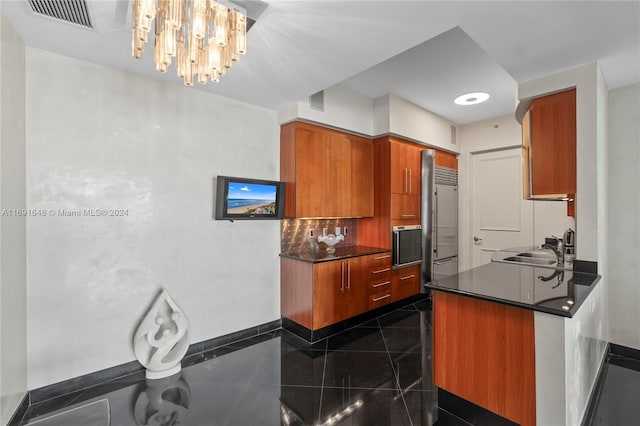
[454,92,490,106]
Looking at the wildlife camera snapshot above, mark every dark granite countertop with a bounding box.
[425,261,600,318]
[280,245,390,263]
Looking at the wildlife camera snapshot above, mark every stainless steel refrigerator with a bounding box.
[421,150,458,285]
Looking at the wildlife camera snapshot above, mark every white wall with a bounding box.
[457,114,572,272]
[534,280,608,426]
[277,90,460,155]
[457,114,523,272]
[384,94,459,153]
[0,13,27,424]
[608,82,640,350]
[25,48,281,389]
[277,84,374,136]
[520,62,609,425]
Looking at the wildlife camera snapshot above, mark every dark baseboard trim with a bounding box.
[24,317,282,406]
[282,294,427,342]
[437,388,518,426]
[580,343,610,426]
[610,343,640,361]
[7,392,29,426]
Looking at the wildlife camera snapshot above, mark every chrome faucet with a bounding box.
[542,237,564,267]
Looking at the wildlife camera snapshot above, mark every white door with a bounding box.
[471,147,533,268]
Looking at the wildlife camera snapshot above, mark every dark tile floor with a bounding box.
[12,299,640,426]
[16,301,441,426]
[590,353,640,426]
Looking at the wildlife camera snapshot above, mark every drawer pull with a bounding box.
[372,294,391,302]
[371,281,391,288]
[401,215,416,217]
[400,274,416,281]
[372,268,391,274]
[373,255,391,260]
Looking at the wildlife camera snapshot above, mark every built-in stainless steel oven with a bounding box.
[392,225,422,269]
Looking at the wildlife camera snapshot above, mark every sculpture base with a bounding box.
[145,364,181,380]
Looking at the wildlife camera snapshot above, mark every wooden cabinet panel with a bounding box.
[390,140,408,194]
[391,193,420,220]
[433,291,536,426]
[351,137,374,217]
[523,88,576,199]
[435,150,458,169]
[280,121,374,218]
[295,128,329,218]
[343,257,369,319]
[390,139,422,196]
[369,290,392,310]
[280,258,314,329]
[407,144,422,194]
[326,133,352,217]
[392,264,420,302]
[313,260,346,329]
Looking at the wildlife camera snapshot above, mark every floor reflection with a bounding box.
[133,374,191,426]
[17,302,437,426]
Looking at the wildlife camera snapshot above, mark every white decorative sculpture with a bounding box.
[317,233,344,254]
[134,289,191,379]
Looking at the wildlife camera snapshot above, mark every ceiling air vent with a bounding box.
[27,0,93,29]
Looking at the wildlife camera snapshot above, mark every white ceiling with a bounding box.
[2,1,639,125]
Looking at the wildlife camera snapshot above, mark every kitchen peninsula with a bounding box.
[426,260,601,426]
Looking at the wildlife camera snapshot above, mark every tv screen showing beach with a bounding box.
[226,181,278,216]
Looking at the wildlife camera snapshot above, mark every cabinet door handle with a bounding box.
[372,294,391,302]
[372,268,391,274]
[404,168,408,193]
[347,262,351,290]
[371,281,391,288]
[408,168,412,193]
[400,274,415,281]
[340,262,345,293]
[373,255,391,260]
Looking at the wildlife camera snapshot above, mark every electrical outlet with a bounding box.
[323,228,328,236]
[336,227,341,235]
[344,227,348,235]
[307,229,314,239]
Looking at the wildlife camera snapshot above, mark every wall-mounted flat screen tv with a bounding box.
[215,176,286,220]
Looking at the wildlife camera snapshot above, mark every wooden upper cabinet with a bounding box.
[280,121,374,218]
[522,88,576,199]
[293,128,329,218]
[390,138,422,195]
[326,133,352,217]
[435,150,458,169]
[350,137,374,217]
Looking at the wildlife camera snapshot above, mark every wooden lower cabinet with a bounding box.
[390,193,420,220]
[392,264,421,302]
[313,256,369,328]
[433,290,536,426]
[282,251,420,331]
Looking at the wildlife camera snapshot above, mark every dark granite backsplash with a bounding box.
[281,218,358,254]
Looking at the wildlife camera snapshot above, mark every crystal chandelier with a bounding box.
[132,0,247,86]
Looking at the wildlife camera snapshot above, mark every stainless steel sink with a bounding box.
[502,255,556,265]
[492,249,559,268]
[516,252,554,259]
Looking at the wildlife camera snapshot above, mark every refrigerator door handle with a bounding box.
[433,189,438,256]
